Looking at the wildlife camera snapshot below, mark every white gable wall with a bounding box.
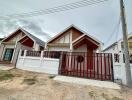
[47,31,71,51]
[57,32,70,43]
[6,32,24,43]
[73,44,87,52]
[48,47,70,51]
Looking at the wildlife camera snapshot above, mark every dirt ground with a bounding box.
[0,69,131,100]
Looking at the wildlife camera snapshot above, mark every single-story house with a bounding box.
[0,28,45,65]
[103,33,132,63]
[103,33,132,54]
[44,25,114,81]
[46,25,103,53]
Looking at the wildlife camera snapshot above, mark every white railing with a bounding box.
[16,50,60,75]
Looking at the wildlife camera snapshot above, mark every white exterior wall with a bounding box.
[16,50,60,75]
[33,43,40,51]
[48,47,70,51]
[113,53,132,85]
[104,45,119,53]
[73,44,87,52]
[57,32,70,43]
[11,43,33,65]
[47,31,72,52]
[104,40,123,54]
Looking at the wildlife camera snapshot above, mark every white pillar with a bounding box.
[19,49,22,57]
[70,31,73,51]
[24,50,27,57]
[40,51,44,66]
[0,44,4,61]
[41,51,44,58]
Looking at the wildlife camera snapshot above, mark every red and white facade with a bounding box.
[46,25,102,53]
[0,28,44,65]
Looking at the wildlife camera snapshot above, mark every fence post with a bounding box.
[120,53,127,85]
[41,51,44,58]
[113,53,128,84]
[24,50,27,57]
[69,51,72,71]
[59,52,64,74]
[112,53,119,82]
[40,51,44,67]
[111,53,114,82]
[19,49,22,57]
[22,50,27,67]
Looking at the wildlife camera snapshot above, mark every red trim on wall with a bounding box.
[48,27,84,44]
[73,37,99,50]
[3,29,24,42]
[19,36,34,47]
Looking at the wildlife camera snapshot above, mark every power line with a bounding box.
[0,0,109,20]
[104,16,121,45]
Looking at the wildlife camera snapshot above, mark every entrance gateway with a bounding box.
[59,52,114,81]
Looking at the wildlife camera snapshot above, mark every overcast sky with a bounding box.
[0,0,131,47]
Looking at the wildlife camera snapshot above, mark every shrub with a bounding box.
[49,75,56,79]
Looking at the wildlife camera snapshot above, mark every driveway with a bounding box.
[0,69,131,100]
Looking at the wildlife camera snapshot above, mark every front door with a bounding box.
[3,48,14,62]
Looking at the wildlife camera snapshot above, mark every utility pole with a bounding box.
[120,0,132,87]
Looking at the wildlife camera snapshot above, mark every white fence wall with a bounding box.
[113,53,132,85]
[16,50,60,75]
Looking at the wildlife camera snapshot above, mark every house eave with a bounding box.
[47,43,70,47]
[2,42,16,45]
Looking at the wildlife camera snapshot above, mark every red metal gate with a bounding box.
[59,52,114,81]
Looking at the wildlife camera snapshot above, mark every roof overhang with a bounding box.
[18,35,34,47]
[1,28,25,43]
[73,34,100,50]
[1,27,45,47]
[47,24,102,44]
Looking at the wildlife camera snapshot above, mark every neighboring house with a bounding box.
[46,25,103,54]
[103,33,132,54]
[0,28,45,65]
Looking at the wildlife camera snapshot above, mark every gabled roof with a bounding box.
[2,28,45,47]
[103,42,118,52]
[47,24,102,44]
[20,28,45,46]
[103,32,132,52]
[72,34,100,46]
[72,34,100,50]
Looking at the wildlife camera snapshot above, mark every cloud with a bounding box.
[0,19,51,41]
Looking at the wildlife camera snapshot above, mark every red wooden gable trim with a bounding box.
[2,29,25,42]
[73,35,99,50]
[49,28,71,44]
[48,26,84,44]
[19,36,34,47]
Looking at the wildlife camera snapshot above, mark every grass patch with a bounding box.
[0,70,14,81]
[23,77,37,85]
[89,91,96,98]
[112,97,124,100]
[49,75,56,79]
